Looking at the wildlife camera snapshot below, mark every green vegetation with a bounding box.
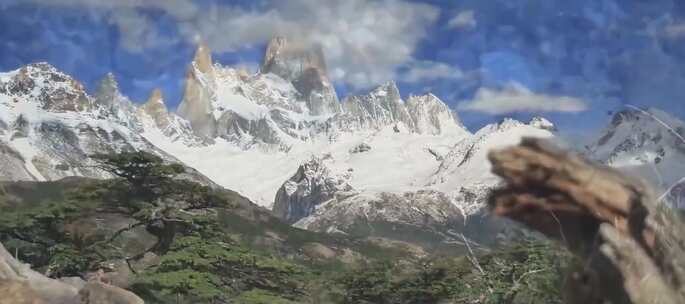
[0,179,102,277]
[132,219,307,303]
[0,151,226,277]
[0,151,571,303]
[232,289,300,304]
[326,240,569,304]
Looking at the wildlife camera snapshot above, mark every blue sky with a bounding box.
[1,0,684,137]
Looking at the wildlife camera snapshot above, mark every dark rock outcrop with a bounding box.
[273,157,354,223]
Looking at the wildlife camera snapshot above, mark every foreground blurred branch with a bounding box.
[488,138,685,304]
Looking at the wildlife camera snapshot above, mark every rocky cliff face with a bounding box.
[0,63,149,181]
[273,157,355,223]
[340,81,415,131]
[138,88,199,146]
[0,63,211,185]
[0,242,79,304]
[93,73,142,132]
[272,156,489,247]
[133,39,480,214]
[266,117,557,246]
[177,42,217,139]
[261,36,340,116]
[293,190,465,238]
[175,42,324,150]
[1,63,92,113]
[0,241,144,304]
[0,142,34,181]
[139,88,167,130]
[170,39,466,152]
[406,93,465,135]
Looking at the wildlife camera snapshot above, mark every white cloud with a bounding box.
[457,82,588,114]
[24,0,195,53]
[447,10,476,30]
[107,9,179,53]
[664,23,685,38]
[24,0,440,90]
[206,0,440,89]
[399,61,463,83]
[27,0,198,19]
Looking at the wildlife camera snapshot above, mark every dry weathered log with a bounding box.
[488,137,685,304]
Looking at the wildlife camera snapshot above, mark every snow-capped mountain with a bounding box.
[4,37,683,249]
[137,88,200,146]
[273,157,356,224]
[142,37,474,207]
[0,63,211,185]
[420,117,556,216]
[0,37,564,248]
[0,63,152,181]
[586,109,685,194]
[261,36,341,116]
[265,117,555,243]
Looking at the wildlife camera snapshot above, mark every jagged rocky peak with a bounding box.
[586,108,685,189]
[0,64,176,182]
[406,93,466,135]
[139,88,201,146]
[261,36,328,82]
[601,109,684,141]
[93,72,142,131]
[140,88,170,128]
[148,87,164,104]
[591,108,685,156]
[94,72,119,107]
[341,81,415,131]
[177,42,217,139]
[261,36,340,116]
[0,62,91,112]
[234,66,251,81]
[193,41,214,74]
[372,80,401,100]
[273,157,355,224]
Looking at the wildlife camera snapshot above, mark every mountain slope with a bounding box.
[429,117,557,215]
[0,175,567,304]
[141,38,472,208]
[586,109,685,193]
[0,38,562,251]
[0,63,150,181]
[0,63,210,185]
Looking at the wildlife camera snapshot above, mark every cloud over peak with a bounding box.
[22,0,441,90]
[458,82,588,115]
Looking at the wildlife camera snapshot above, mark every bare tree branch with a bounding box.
[487,137,685,304]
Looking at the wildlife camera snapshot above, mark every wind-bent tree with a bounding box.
[92,151,184,204]
[91,151,221,255]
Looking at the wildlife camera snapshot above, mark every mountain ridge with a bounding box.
[6,37,681,250]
